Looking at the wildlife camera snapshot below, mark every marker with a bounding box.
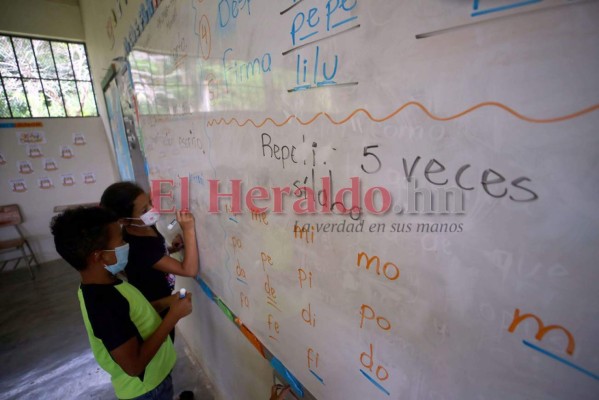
[179,288,186,299]
[167,218,177,230]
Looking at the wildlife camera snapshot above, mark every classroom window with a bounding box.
[0,34,98,118]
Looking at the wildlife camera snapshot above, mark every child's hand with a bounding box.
[169,234,184,253]
[176,210,195,233]
[270,384,292,400]
[168,292,193,320]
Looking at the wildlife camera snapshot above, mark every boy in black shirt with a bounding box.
[51,207,192,399]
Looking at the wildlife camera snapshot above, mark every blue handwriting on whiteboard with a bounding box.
[218,0,252,28]
[471,0,543,17]
[294,45,338,90]
[290,0,358,46]
[222,48,272,92]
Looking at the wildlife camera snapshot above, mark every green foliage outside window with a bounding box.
[0,35,98,118]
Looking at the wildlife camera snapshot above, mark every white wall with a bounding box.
[0,1,120,264]
[0,118,119,263]
[79,0,148,139]
[0,0,84,40]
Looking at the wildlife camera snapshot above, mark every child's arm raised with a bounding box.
[109,293,193,377]
[153,210,199,277]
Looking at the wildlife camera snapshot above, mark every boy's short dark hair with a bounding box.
[100,181,145,219]
[50,207,118,271]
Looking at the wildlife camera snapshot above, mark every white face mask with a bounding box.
[127,209,160,227]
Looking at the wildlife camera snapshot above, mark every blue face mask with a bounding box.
[103,243,129,275]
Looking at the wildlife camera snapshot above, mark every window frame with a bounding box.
[0,33,98,119]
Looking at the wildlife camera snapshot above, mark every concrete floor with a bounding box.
[0,260,216,400]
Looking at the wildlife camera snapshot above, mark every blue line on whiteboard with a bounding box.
[288,82,357,92]
[317,81,336,87]
[236,278,248,285]
[289,85,311,92]
[471,0,543,17]
[309,369,324,384]
[522,340,599,381]
[473,0,480,10]
[270,357,305,397]
[300,31,319,42]
[229,217,238,223]
[196,278,216,303]
[359,369,390,396]
[332,16,358,30]
[0,123,14,128]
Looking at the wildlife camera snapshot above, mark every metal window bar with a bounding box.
[0,33,98,119]
[47,40,68,117]
[0,74,14,117]
[83,42,99,116]
[30,38,51,117]
[9,37,33,117]
[65,42,83,116]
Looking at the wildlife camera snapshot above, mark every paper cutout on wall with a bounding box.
[82,172,96,184]
[43,158,59,171]
[73,133,87,146]
[27,144,44,158]
[17,160,34,175]
[9,178,28,193]
[61,174,76,187]
[0,152,7,165]
[17,131,46,145]
[38,176,54,190]
[60,145,74,159]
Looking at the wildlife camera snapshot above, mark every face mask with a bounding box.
[103,243,129,275]
[127,210,160,227]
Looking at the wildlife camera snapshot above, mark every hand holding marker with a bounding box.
[167,208,190,230]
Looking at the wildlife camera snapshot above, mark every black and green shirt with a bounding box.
[78,280,176,399]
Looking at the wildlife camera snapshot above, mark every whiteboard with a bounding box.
[128,0,599,398]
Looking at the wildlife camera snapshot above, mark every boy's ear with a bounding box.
[88,250,104,266]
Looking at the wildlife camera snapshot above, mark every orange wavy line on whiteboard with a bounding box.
[206,101,599,127]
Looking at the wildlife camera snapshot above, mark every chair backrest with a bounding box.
[0,205,23,227]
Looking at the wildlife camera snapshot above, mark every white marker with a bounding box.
[179,288,187,299]
[167,218,177,230]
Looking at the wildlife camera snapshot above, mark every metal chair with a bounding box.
[0,204,38,279]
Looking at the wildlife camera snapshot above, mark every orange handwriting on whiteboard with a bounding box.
[356,251,399,282]
[250,208,268,225]
[359,304,391,331]
[508,308,575,355]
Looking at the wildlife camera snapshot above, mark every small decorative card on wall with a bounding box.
[17,160,34,175]
[9,178,27,193]
[38,176,54,190]
[17,131,46,145]
[27,144,43,158]
[82,172,96,184]
[60,145,74,159]
[73,133,86,146]
[43,158,59,171]
[61,173,76,187]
